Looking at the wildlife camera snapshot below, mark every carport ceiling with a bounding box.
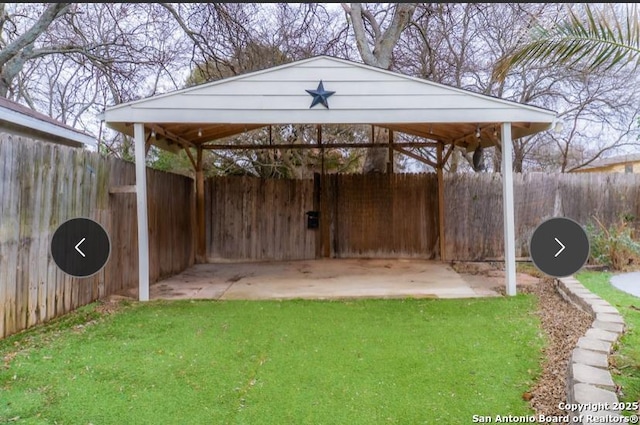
[103,55,556,153]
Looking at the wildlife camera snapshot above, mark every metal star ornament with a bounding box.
[305,80,335,109]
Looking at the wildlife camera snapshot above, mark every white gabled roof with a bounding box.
[104,55,556,148]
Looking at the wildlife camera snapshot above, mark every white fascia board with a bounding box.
[103,107,557,125]
[0,107,96,147]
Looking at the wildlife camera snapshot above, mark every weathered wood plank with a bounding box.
[109,185,136,193]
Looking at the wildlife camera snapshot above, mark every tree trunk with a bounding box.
[342,3,416,173]
[363,126,389,173]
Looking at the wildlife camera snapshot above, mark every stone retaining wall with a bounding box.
[556,277,626,423]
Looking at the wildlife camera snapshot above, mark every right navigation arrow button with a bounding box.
[530,217,590,278]
[554,237,565,258]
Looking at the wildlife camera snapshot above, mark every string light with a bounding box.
[493,127,498,138]
[475,126,481,139]
[198,128,203,137]
[150,129,156,138]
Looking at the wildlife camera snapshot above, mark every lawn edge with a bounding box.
[556,276,626,422]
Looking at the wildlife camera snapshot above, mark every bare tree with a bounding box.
[9,3,190,158]
[394,3,640,173]
[0,3,71,97]
[341,3,417,173]
[148,3,362,177]
[4,2,638,173]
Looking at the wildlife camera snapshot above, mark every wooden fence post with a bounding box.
[437,142,446,261]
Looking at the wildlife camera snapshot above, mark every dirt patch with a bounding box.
[451,261,501,275]
[226,274,245,283]
[94,294,133,316]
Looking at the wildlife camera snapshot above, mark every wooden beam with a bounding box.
[317,125,324,175]
[443,144,454,166]
[387,129,394,173]
[195,147,206,263]
[452,124,496,145]
[501,122,517,296]
[192,124,267,142]
[394,146,438,169]
[144,125,197,170]
[437,142,446,262]
[134,123,150,301]
[200,141,441,150]
[384,124,445,142]
[318,125,330,258]
[183,147,197,170]
[109,185,136,194]
[147,123,196,149]
[145,133,152,155]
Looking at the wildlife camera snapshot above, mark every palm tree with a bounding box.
[493,3,640,81]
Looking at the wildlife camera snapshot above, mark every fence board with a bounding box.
[206,171,640,263]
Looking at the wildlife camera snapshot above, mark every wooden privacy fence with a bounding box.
[205,173,439,260]
[0,134,194,338]
[206,172,640,263]
[443,172,640,261]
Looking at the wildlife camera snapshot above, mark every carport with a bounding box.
[102,55,557,300]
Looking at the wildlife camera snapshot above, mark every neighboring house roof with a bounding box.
[0,97,95,148]
[576,153,640,170]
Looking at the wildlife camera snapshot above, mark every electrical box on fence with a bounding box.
[305,211,319,229]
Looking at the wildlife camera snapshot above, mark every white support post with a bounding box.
[134,123,150,301]
[501,122,517,296]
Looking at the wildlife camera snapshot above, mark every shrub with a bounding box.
[586,215,640,271]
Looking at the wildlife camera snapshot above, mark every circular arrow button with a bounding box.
[530,217,590,278]
[51,218,111,278]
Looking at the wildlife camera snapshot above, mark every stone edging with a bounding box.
[555,276,626,423]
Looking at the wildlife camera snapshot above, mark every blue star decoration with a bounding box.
[305,80,335,109]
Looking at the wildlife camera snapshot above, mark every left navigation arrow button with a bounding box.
[75,238,86,257]
[51,218,111,278]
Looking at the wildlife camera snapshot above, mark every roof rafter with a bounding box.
[200,141,439,151]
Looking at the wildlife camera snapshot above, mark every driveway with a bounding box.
[610,271,640,297]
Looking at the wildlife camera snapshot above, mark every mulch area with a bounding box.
[519,279,592,415]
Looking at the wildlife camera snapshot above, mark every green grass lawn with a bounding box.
[1,297,543,424]
[576,271,640,403]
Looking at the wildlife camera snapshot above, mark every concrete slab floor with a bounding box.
[149,259,504,301]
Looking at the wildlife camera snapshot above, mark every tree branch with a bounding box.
[0,3,70,67]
